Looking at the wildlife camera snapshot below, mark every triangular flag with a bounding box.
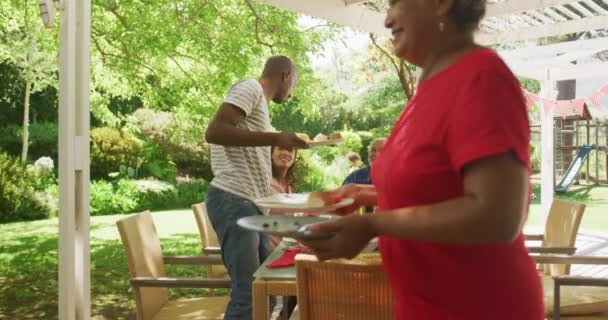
[524,91,539,109]
[589,92,602,108]
[542,100,555,114]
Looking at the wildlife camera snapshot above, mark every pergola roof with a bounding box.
[499,36,608,80]
[257,0,608,45]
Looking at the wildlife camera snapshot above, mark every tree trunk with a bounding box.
[21,79,31,163]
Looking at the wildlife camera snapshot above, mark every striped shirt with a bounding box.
[209,79,273,201]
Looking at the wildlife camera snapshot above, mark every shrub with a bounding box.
[90,127,142,179]
[0,152,50,222]
[124,179,177,210]
[129,108,213,180]
[90,180,138,216]
[29,156,56,190]
[337,131,363,159]
[0,123,58,163]
[140,143,177,182]
[89,178,208,216]
[293,152,329,192]
[357,131,374,165]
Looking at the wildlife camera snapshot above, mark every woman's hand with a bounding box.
[330,184,377,216]
[299,215,376,261]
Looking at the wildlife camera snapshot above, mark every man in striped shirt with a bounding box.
[204,56,308,319]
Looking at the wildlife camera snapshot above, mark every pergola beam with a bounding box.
[506,61,608,81]
[499,37,608,60]
[256,0,390,36]
[477,15,608,44]
[486,0,579,18]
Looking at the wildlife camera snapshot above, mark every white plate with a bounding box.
[308,138,344,147]
[255,193,354,213]
[237,215,334,240]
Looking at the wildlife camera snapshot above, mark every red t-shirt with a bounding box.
[372,48,544,319]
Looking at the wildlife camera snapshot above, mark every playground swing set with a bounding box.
[552,104,608,193]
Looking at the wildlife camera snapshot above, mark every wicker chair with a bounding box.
[116,211,230,320]
[291,254,393,320]
[192,203,229,281]
[527,200,586,275]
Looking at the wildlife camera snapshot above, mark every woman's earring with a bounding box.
[439,21,445,32]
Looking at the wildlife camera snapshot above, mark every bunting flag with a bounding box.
[521,82,607,116]
[523,91,539,109]
[589,92,602,108]
[543,100,556,114]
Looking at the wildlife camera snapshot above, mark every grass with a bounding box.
[526,183,608,231]
[0,184,607,319]
[0,209,220,320]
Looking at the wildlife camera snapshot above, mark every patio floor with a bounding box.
[572,231,608,277]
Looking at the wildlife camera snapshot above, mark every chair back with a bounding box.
[295,254,394,320]
[116,211,168,320]
[192,203,228,279]
[544,200,586,276]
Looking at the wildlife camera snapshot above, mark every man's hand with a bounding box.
[275,132,309,149]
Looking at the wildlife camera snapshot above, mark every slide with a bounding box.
[555,145,593,193]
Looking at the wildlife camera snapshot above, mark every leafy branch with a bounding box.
[369,33,415,99]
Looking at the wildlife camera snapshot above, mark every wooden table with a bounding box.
[252,242,297,320]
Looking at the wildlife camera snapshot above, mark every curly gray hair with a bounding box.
[449,0,486,32]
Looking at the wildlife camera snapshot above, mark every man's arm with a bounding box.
[205,103,278,147]
[205,103,308,148]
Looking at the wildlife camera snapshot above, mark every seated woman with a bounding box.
[270,145,296,194]
[268,145,297,247]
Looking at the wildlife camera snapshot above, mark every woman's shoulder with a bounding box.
[465,48,513,77]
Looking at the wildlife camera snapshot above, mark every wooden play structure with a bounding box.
[554,104,608,189]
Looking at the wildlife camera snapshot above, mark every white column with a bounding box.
[58,0,91,319]
[540,68,558,224]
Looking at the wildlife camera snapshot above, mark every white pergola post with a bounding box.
[540,68,558,224]
[58,0,91,319]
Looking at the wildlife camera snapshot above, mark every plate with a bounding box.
[254,193,354,213]
[308,138,344,147]
[283,237,298,245]
[237,215,335,240]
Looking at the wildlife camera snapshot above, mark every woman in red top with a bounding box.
[303,0,544,319]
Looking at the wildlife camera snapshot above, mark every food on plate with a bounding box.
[296,133,311,142]
[313,133,328,142]
[307,191,342,207]
[329,132,343,140]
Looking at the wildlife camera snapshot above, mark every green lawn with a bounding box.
[0,209,218,320]
[527,184,608,231]
[1,185,607,319]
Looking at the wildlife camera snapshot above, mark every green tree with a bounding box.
[0,0,58,163]
[88,0,336,130]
